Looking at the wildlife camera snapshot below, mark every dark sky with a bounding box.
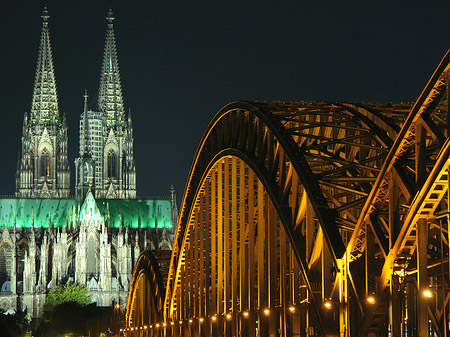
[1,1,449,201]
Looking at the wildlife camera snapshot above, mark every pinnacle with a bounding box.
[41,6,50,23]
[106,8,115,23]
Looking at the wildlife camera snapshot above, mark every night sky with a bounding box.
[1,1,449,201]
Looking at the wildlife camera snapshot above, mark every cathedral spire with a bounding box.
[81,90,91,158]
[30,6,59,124]
[98,8,125,128]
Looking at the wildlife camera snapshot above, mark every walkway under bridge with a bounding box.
[124,49,450,336]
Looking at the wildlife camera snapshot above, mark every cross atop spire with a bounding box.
[106,8,115,23]
[41,6,50,23]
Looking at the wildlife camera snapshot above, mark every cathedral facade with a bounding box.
[0,8,176,318]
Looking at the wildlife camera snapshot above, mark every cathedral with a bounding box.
[0,8,177,318]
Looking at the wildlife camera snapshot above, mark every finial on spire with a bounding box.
[106,8,115,23]
[41,6,50,23]
[84,89,89,103]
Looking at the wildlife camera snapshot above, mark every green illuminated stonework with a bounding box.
[0,196,173,229]
[0,198,74,228]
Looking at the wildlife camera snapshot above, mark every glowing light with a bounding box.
[264,308,270,316]
[189,319,193,324]
[144,325,147,329]
[156,323,160,328]
[140,326,143,329]
[170,321,174,326]
[115,304,120,309]
[288,305,296,313]
[243,311,249,318]
[199,317,204,323]
[211,316,217,322]
[130,327,134,331]
[423,289,433,298]
[226,313,232,320]
[324,300,332,309]
[367,295,375,304]
[163,323,167,327]
[150,325,153,329]
[179,320,183,325]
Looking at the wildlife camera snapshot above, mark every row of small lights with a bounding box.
[322,288,434,310]
[120,306,298,332]
[120,291,434,332]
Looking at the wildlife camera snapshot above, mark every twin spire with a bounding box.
[98,7,125,127]
[31,7,125,127]
[30,6,59,124]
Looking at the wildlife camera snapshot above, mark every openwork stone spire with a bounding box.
[30,6,59,124]
[98,8,125,127]
[81,90,91,158]
[16,6,70,198]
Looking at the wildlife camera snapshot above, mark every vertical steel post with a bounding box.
[390,274,402,337]
[218,161,224,336]
[417,217,428,337]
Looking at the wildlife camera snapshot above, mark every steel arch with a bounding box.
[125,49,450,337]
[162,100,407,336]
[126,250,165,330]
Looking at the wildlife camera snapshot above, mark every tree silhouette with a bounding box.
[44,283,91,307]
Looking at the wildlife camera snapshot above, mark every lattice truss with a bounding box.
[126,50,450,337]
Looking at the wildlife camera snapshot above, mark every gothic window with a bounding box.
[30,151,35,176]
[0,247,8,289]
[87,236,98,277]
[40,148,50,177]
[122,151,126,174]
[107,150,116,178]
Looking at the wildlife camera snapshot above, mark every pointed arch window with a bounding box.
[107,150,116,178]
[30,151,35,176]
[122,151,127,174]
[40,148,50,177]
[0,246,9,289]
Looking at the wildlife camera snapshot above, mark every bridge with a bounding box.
[123,49,450,336]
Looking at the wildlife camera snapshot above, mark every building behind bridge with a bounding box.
[0,8,177,318]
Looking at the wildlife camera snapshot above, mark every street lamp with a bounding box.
[423,289,433,298]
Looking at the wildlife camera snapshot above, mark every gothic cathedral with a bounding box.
[0,8,176,318]
[75,9,136,202]
[15,8,70,199]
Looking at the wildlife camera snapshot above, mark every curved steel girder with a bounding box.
[261,102,398,226]
[164,101,404,334]
[347,48,450,260]
[378,138,450,290]
[126,250,165,327]
[166,149,332,337]
[169,102,344,294]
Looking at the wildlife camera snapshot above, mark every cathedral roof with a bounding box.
[97,8,125,128]
[0,198,74,228]
[30,6,60,125]
[97,198,172,229]
[0,197,172,230]
[79,191,102,223]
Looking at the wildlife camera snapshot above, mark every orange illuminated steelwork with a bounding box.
[125,46,450,337]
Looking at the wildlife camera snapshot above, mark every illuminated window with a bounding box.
[107,150,116,178]
[40,148,50,177]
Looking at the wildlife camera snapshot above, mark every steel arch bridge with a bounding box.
[125,49,450,337]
